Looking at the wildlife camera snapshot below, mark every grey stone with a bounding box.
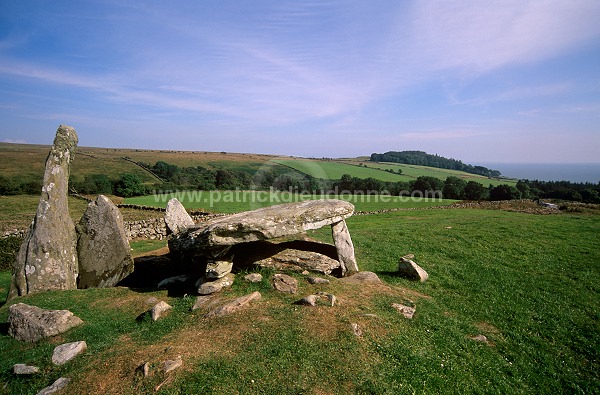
[244,273,263,283]
[36,377,70,395]
[295,294,318,306]
[76,195,134,288]
[307,276,330,284]
[8,303,83,342]
[205,291,261,318]
[470,334,490,343]
[331,220,358,274]
[151,301,172,321]
[197,273,235,295]
[163,356,183,373]
[13,364,40,375]
[52,341,87,365]
[272,273,298,294]
[340,271,381,284]
[391,303,416,319]
[9,125,79,299]
[350,323,362,337]
[254,249,340,275]
[397,255,429,282]
[165,198,195,235]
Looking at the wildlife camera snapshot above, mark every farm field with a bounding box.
[0,207,598,394]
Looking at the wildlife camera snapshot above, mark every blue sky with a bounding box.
[1,1,599,163]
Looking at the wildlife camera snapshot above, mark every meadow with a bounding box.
[0,201,598,394]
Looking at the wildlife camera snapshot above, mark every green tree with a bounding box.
[114,174,145,197]
[489,184,521,201]
[464,181,488,200]
[443,176,467,199]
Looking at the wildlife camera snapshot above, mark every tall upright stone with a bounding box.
[76,195,134,288]
[8,125,79,299]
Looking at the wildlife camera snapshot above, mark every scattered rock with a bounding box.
[9,125,79,299]
[318,292,337,307]
[76,195,134,289]
[244,273,263,283]
[206,291,262,318]
[397,255,429,282]
[295,295,318,306]
[151,301,172,321]
[8,303,83,343]
[350,323,362,337]
[191,295,214,311]
[470,334,490,343]
[163,356,183,373]
[36,377,70,395]
[13,364,40,375]
[272,273,298,294]
[52,341,87,365]
[165,198,194,235]
[392,303,416,319]
[141,362,151,377]
[197,273,235,295]
[340,271,381,284]
[307,276,330,284]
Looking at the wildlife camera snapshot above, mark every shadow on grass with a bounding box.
[0,322,8,335]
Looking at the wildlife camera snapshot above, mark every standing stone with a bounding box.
[331,220,358,274]
[77,195,134,288]
[164,198,194,235]
[9,125,79,299]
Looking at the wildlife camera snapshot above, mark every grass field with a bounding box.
[125,191,457,213]
[0,207,598,394]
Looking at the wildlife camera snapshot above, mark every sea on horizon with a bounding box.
[477,163,600,184]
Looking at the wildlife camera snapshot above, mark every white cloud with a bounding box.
[2,138,27,144]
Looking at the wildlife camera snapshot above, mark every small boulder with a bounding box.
[397,255,428,282]
[205,291,261,318]
[165,198,194,235]
[151,301,172,321]
[197,273,235,295]
[350,323,362,337]
[52,341,87,365]
[206,259,233,279]
[13,364,40,375]
[8,303,83,343]
[307,276,330,285]
[294,295,318,306]
[163,356,183,373]
[244,273,263,283]
[191,295,214,311]
[340,271,381,284]
[36,377,70,395]
[272,273,298,294]
[392,303,415,319]
[254,249,340,275]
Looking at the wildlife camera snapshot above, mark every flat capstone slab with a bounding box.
[178,199,354,251]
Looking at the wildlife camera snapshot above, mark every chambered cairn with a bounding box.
[9,125,79,299]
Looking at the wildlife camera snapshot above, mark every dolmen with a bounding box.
[167,199,358,289]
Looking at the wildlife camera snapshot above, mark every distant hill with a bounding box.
[370,151,501,178]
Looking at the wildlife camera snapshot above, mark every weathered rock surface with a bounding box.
[254,249,340,275]
[36,377,70,395]
[77,195,134,289]
[294,292,336,307]
[295,294,318,306]
[350,323,362,337]
[9,125,79,299]
[340,271,381,284]
[307,276,330,285]
[197,273,235,295]
[163,356,183,373]
[244,273,263,283]
[331,220,358,273]
[151,301,172,321]
[392,303,416,319]
[165,198,194,235]
[191,295,214,310]
[8,303,83,342]
[205,291,261,318]
[272,273,298,294]
[13,364,40,375]
[52,341,87,365]
[397,255,429,282]
[206,259,234,279]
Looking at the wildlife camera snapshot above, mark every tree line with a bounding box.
[370,150,502,178]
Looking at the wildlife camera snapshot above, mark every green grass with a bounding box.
[0,208,598,394]
[274,158,407,182]
[125,190,457,213]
